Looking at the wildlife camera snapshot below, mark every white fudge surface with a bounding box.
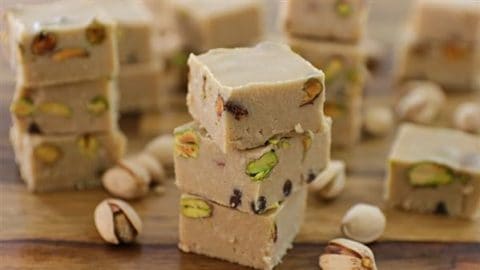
[174,0,259,17]
[7,0,113,35]
[97,0,153,25]
[193,42,323,88]
[390,124,480,174]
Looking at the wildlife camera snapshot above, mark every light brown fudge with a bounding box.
[288,37,365,147]
[187,42,327,152]
[174,120,330,214]
[172,0,263,53]
[386,124,480,219]
[411,0,480,43]
[5,0,118,87]
[282,0,368,42]
[10,126,126,192]
[396,30,480,91]
[98,0,154,65]
[11,79,117,134]
[118,62,161,113]
[179,187,307,270]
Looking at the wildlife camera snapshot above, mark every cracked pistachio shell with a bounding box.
[102,160,150,200]
[94,199,142,245]
[341,204,386,243]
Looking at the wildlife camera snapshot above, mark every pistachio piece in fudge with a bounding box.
[386,124,480,219]
[5,0,117,87]
[187,42,327,151]
[174,121,331,214]
[179,188,308,270]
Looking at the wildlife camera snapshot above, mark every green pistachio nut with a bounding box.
[180,196,212,218]
[38,102,72,118]
[408,162,454,187]
[87,96,109,115]
[174,128,200,158]
[246,151,279,182]
[11,97,35,117]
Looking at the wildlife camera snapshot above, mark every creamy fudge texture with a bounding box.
[6,0,118,87]
[10,127,126,192]
[396,30,480,91]
[97,0,154,65]
[187,42,327,152]
[11,79,117,134]
[172,0,263,53]
[412,0,480,43]
[179,187,307,270]
[118,62,161,113]
[386,124,480,219]
[174,120,331,214]
[282,0,368,42]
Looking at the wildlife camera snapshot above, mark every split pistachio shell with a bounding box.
[363,106,394,137]
[102,160,150,200]
[319,238,377,270]
[130,153,166,183]
[94,198,142,244]
[341,204,386,243]
[146,135,174,167]
[453,102,480,134]
[310,160,346,200]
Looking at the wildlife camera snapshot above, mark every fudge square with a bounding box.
[10,126,126,192]
[174,120,331,214]
[172,0,263,53]
[11,79,117,134]
[412,0,480,43]
[386,124,480,219]
[282,0,368,42]
[325,94,362,148]
[179,187,307,270]
[97,0,154,65]
[5,0,118,87]
[187,42,327,152]
[395,30,479,91]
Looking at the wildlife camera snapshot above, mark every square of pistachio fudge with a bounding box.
[172,0,263,53]
[395,30,479,91]
[118,62,161,113]
[187,42,327,152]
[5,0,118,87]
[282,0,368,42]
[11,79,117,135]
[97,0,154,66]
[386,124,480,219]
[179,187,307,270]
[411,0,480,43]
[174,120,331,214]
[10,126,126,192]
[288,37,366,147]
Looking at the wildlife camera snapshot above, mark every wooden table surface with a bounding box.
[1,0,480,269]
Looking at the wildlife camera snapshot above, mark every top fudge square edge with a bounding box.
[6,0,118,87]
[187,42,326,152]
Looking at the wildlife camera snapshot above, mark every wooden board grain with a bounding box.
[1,0,480,269]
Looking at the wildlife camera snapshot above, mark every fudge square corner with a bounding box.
[186,42,328,153]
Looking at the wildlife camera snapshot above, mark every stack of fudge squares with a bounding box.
[396,0,480,91]
[5,0,126,192]
[174,42,332,269]
[282,0,369,147]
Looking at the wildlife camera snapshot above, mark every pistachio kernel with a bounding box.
[174,128,200,159]
[180,196,212,218]
[34,143,62,164]
[31,31,57,55]
[335,0,353,18]
[408,162,454,187]
[77,134,99,158]
[215,95,224,117]
[325,57,344,84]
[225,101,249,120]
[324,102,346,118]
[52,48,89,61]
[300,78,323,107]
[112,205,138,244]
[171,51,188,67]
[38,102,72,118]
[246,151,279,182]
[268,137,290,149]
[10,97,35,117]
[87,96,109,115]
[302,130,314,161]
[86,20,106,45]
